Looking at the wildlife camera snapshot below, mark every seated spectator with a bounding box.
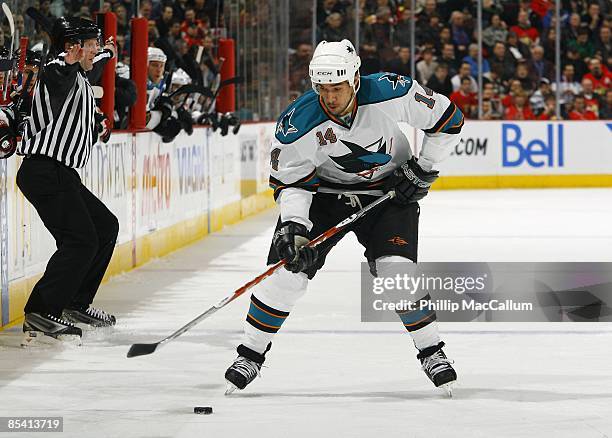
[504,91,535,120]
[541,27,557,63]
[527,45,554,82]
[193,0,221,26]
[418,14,443,47]
[563,13,582,44]
[510,9,539,45]
[181,8,206,37]
[565,46,589,81]
[489,41,516,82]
[417,0,438,29]
[434,27,454,57]
[394,8,413,47]
[386,46,411,77]
[482,0,504,26]
[156,5,174,37]
[451,61,478,93]
[317,0,346,25]
[594,26,611,61]
[537,95,561,120]
[552,64,582,105]
[365,6,395,49]
[450,77,477,118]
[501,79,524,107]
[506,31,530,61]
[567,28,595,60]
[139,0,152,20]
[482,85,503,118]
[583,58,612,95]
[173,0,189,22]
[167,20,184,51]
[318,12,350,42]
[599,88,612,119]
[481,98,502,119]
[148,20,160,44]
[581,78,602,116]
[529,78,553,115]
[482,14,508,49]
[582,2,602,35]
[450,11,471,57]
[462,43,491,77]
[427,63,453,96]
[416,48,438,84]
[115,34,128,63]
[360,42,383,75]
[289,43,313,93]
[115,4,129,35]
[568,94,598,119]
[513,61,537,94]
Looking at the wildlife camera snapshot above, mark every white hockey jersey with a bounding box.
[270,72,464,229]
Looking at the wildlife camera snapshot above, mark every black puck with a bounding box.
[194,406,213,415]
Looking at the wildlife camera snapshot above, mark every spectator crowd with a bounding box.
[290,0,612,120]
[3,0,611,121]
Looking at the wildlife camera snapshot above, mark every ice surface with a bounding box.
[1,189,612,438]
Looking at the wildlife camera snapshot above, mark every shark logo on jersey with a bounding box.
[276,107,298,136]
[378,73,409,90]
[329,137,392,179]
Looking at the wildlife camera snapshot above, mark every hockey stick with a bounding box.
[2,3,15,101]
[126,191,395,358]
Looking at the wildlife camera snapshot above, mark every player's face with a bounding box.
[317,80,354,116]
[148,60,165,83]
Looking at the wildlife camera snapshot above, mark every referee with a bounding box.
[17,17,118,345]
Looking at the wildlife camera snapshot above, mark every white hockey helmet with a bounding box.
[171,68,192,86]
[148,46,167,63]
[309,39,361,94]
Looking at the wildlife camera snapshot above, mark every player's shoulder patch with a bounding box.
[275,90,327,144]
[358,72,413,105]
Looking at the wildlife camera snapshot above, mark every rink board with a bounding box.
[1,120,611,328]
[406,120,612,189]
[0,124,276,328]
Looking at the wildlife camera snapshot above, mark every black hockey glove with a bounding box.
[176,107,194,136]
[384,157,439,204]
[95,110,112,143]
[273,221,318,274]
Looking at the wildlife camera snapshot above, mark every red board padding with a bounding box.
[216,38,235,113]
[128,17,149,130]
[99,12,117,129]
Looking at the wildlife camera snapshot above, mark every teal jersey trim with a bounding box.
[274,90,328,144]
[358,72,413,106]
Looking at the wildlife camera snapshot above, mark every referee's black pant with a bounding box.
[16,155,119,317]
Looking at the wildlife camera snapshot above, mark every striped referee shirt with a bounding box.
[18,49,113,168]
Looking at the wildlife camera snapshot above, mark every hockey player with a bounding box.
[225,40,464,394]
[146,47,167,111]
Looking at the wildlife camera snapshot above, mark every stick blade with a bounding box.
[127,342,160,358]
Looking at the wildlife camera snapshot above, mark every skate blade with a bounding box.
[439,381,455,398]
[21,331,82,348]
[224,380,239,396]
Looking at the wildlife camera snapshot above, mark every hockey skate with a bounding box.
[63,305,116,329]
[417,342,457,397]
[21,313,83,347]
[224,344,266,395]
